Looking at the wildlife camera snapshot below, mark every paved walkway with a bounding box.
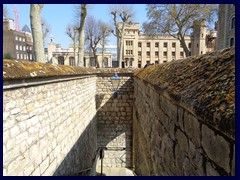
[96,167,135,176]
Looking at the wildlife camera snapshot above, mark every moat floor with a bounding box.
[96,167,135,176]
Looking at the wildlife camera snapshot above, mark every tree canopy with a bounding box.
[143,4,218,57]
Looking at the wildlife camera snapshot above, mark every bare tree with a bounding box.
[3,5,9,18]
[66,24,78,66]
[85,16,102,68]
[30,4,45,62]
[100,22,111,67]
[143,4,218,57]
[109,4,134,68]
[41,18,51,47]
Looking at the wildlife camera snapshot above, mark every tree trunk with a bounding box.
[119,36,123,68]
[179,34,190,57]
[30,4,45,63]
[78,4,87,67]
[73,42,76,66]
[102,42,105,68]
[93,49,99,68]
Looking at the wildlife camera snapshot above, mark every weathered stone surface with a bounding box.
[206,162,220,176]
[176,129,188,152]
[201,124,230,173]
[184,112,200,147]
[135,47,235,138]
[4,76,97,176]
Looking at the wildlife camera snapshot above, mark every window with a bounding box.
[172,52,176,57]
[16,54,19,59]
[155,42,159,47]
[155,60,159,64]
[126,41,133,46]
[20,45,22,51]
[188,43,191,48]
[172,42,176,48]
[138,42,142,47]
[164,42,168,48]
[126,50,133,55]
[138,51,142,57]
[231,17,235,29]
[129,59,133,67]
[69,57,75,66]
[197,44,199,48]
[16,45,18,50]
[23,46,26,51]
[138,62,141,68]
[146,51,150,57]
[15,36,18,41]
[146,61,150,64]
[163,60,167,63]
[180,52,184,57]
[155,51,159,57]
[20,54,23,59]
[202,34,204,38]
[180,43,183,48]
[58,56,64,65]
[103,57,108,67]
[163,51,167,57]
[23,38,25,42]
[147,42,150,47]
[230,38,235,46]
[201,51,203,55]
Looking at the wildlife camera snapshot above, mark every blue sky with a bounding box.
[4,4,148,49]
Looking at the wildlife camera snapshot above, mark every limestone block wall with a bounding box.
[133,47,235,176]
[3,60,98,176]
[96,73,134,168]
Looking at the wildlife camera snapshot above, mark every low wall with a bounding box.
[96,73,134,168]
[3,60,136,176]
[3,60,98,176]
[133,47,235,176]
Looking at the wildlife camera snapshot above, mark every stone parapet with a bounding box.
[133,47,235,176]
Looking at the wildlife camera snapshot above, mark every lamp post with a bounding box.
[111,72,121,98]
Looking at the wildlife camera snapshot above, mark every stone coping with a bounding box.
[3,59,138,80]
[135,47,235,138]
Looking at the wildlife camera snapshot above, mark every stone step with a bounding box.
[96,167,135,176]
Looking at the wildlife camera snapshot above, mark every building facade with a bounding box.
[120,21,217,68]
[3,19,34,61]
[47,36,113,68]
[216,4,235,50]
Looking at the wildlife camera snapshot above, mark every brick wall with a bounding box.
[3,61,98,176]
[96,74,134,168]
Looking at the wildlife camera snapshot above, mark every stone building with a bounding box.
[3,19,34,61]
[119,20,217,68]
[47,36,113,67]
[216,4,235,50]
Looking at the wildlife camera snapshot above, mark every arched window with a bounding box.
[231,17,235,29]
[230,38,234,46]
[69,57,75,66]
[58,56,64,65]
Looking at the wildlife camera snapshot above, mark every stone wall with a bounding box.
[96,73,134,168]
[133,47,235,176]
[3,60,98,176]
